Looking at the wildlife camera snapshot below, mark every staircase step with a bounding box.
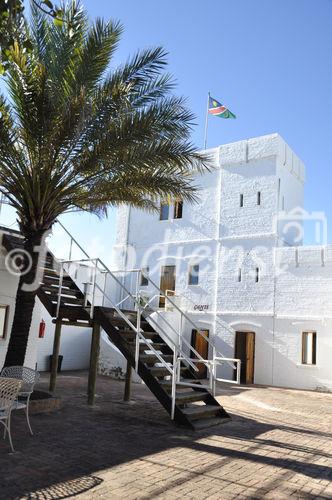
[159,380,198,390]
[150,366,187,377]
[49,295,84,305]
[175,391,208,404]
[128,341,168,352]
[57,306,91,321]
[40,266,62,276]
[42,285,82,296]
[140,354,173,365]
[149,366,173,377]
[192,415,230,430]
[182,404,222,421]
[119,330,159,340]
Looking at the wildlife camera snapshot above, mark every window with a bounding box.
[238,268,242,282]
[302,332,317,365]
[0,305,9,339]
[174,200,183,219]
[188,264,199,285]
[257,191,261,205]
[140,267,149,286]
[255,267,259,283]
[159,202,169,221]
[240,194,244,207]
[282,196,285,210]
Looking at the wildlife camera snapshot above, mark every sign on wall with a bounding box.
[0,305,9,339]
[193,305,209,311]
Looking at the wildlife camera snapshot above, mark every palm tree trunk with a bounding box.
[4,232,44,367]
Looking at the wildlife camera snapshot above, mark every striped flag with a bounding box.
[208,96,236,119]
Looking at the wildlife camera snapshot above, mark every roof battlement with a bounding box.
[205,133,306,184]
[275,244,332,267]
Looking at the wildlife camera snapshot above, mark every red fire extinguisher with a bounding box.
[39,319,46,338]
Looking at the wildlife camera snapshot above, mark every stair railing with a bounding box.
[137,292,210,372]
[133,271,240,386]
[50,221,240,409]
[54,255,192,418]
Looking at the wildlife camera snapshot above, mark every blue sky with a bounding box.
[1,0,332,258]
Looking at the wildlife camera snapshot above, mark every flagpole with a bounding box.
[203,91,210,150]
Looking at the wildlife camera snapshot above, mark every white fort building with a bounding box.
[0,133,331,394]
[112,133,332,391]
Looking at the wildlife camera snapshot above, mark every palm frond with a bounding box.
[0,0,210,238]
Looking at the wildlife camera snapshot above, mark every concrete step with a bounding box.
[192,415,230,430]
[182,404,221,421]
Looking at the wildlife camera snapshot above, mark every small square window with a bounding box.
[174,200,183,219]
[302,332,317,365]
[160,203,169,221]
[188,264,199,285]
[257,192,261,205]
[240,194,244,207]
[0,305,9,339]
[140,267,149,286]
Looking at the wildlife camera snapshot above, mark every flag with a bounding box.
[208,96,236,119]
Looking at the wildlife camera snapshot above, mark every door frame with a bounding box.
[190,329,209,379]
[234,331,255,384]
[159,265,176,308]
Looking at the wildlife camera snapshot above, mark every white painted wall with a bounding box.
[36,308,92,372]
[0,236,41,370]
[111,133,332,392]
[0,232,92,372]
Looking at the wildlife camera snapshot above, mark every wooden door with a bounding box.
[191,329,209,379]
[235,331,255,384]
[245,332,255,384]
[159,265,176,308]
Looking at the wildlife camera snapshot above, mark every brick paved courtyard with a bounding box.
[0,372,331,499]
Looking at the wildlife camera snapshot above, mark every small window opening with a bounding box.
[174,200,183,219]
[238,268,242,282]
[160,202,169,220]
[255,267,259,283]
[240,194,244,207]
[302,332,317,365]
[140,267,149,286]
[257,191,261,205]
[188,264,199,285]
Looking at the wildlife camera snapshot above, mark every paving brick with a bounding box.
[0,372,331,500]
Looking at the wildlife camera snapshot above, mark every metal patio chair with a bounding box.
[0,377,22,452]
[1,366,40,436]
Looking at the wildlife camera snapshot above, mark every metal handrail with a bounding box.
[55,219,91,260]
[162,289,237,370]
[174,290,235,336]
[134,273,236,370]
[57,255,196,373]
[140,293,205,369]
[91,279,198,372]
[50,221,240,420]
[214,357,242,387]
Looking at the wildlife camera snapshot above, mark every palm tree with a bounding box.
[0,1,208,367]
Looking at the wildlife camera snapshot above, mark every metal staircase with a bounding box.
[1,223,240,430]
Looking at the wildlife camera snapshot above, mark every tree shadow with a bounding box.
[26,476,103,499]
[0,372,330,499]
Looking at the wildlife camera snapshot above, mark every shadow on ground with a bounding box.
[0,371,331,499]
